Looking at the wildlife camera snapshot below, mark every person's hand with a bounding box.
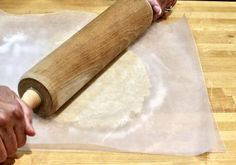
[0,86,35,162]
[148,0,177,21]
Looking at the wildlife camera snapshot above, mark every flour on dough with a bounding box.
[53,51,151,131]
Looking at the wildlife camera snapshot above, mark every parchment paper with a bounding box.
[0,10,224,156]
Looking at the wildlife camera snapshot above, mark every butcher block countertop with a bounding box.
[0,0,236,164]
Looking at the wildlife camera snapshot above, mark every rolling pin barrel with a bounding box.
[18,0,153,117]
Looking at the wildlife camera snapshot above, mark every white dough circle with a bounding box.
[53,51,151,131]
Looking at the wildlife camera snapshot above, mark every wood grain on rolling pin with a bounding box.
[18,0,153,116]
[0,1,234,164]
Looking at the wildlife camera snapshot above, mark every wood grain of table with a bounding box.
[0,0,236,164]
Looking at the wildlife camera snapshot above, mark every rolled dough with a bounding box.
[53,51,151,131]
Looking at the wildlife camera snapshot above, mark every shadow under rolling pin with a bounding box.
[18,0,153,117]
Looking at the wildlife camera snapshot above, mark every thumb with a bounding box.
[16,97,36,136]
[153,5,162,16]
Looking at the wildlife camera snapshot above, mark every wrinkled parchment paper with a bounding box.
[0,10,224,156]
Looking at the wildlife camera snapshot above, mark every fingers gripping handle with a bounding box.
[21,89,41,109]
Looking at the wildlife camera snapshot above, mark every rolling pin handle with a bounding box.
[21,89,42,109]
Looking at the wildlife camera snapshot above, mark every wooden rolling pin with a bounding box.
[18,0,153,117]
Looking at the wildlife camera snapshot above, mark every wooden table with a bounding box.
[0,0,236,164]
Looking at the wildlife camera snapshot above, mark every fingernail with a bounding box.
[154,5,162,16]
[30,126,36,135]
